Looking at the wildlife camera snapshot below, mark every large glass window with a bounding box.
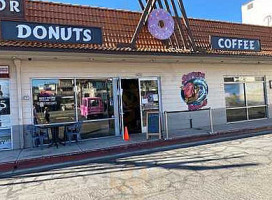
[246,82,265,106]
[224,76,267,122]
[76,79,114,121]
[224,83,245,108]
[32,79,75,124]
[32,78,115,139]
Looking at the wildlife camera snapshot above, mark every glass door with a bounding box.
[139,78,160,133]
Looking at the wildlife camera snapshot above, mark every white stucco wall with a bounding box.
[2,53,272,149]
[20,59,271,122]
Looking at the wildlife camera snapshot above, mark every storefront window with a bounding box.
[80,120,115,139]
[32,78,116,139]
[76,79,114,121]
[226,108,247,122]
[32,79,76,124]
[224,83,245,108]
[246,82,265,106]
[140,80,159,127]
[224,76,267,122]
[248,107,266,120]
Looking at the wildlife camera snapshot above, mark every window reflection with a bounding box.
[224,83,245,108]
[140,80,159,127]
[248,107,266,120]
[32,79,75,124]
[80,120,115,139]
[224,76,267,122]
[246,82,265,106]
[76,79,114,121]
[226,108,247,122]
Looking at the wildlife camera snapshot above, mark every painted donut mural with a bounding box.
[148,9,175,40]
[181,72,208,111]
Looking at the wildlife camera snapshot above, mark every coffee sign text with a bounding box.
[211,36,261,52]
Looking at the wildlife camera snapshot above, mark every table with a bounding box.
[36,122,77,148]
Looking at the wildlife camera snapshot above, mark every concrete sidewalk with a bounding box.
[1,119,272,173]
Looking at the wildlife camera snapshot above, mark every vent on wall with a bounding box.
[247,3,254,10]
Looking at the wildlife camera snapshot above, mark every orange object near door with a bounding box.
[124,126,130,141]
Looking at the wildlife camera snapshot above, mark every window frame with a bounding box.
[31,77,116,126]
[224,76,268,123]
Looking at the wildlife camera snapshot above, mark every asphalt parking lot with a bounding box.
[0,134,272,200]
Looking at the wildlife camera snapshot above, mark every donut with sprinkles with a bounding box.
[148,9,175,40]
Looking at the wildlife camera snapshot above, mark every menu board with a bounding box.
[147,112,160,134]
[0,80,11,150]
[146,112,161,139]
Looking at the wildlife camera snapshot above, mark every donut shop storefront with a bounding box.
[1,0,272,150]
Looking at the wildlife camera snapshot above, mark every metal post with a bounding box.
[177,0,197,51]
[169,0,187,49]
[165,112,169,139]
[138,0,145,10]
[130,0,157,47]
[74,78,78,122]
[163,0,181,49]
[209,108,214,134]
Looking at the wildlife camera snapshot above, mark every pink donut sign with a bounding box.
[148,9,175,40]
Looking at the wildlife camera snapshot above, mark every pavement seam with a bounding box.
[13,149,23,171]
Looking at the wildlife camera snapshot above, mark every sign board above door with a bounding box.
[0,0,25,19]
[211,36,261,52]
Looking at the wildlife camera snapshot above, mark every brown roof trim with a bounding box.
[1,45,272,60]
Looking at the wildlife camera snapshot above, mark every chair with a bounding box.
[65,121,83,145]
[27,125,49,149]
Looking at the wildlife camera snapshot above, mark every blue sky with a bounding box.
[42,0,250,23]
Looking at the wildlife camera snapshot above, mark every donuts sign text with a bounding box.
[1,21,103,45]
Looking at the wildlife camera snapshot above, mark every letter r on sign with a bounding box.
[10,1,20,12]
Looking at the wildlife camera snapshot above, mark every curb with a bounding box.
[1,126,272,173]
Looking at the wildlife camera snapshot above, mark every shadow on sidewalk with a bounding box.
[0,145,259,186]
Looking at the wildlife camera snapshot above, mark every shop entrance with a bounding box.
[121,79,141,133]
[119,77,161,135]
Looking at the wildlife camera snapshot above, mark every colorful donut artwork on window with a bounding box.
[148,9,175,40]
[181,72,208,111]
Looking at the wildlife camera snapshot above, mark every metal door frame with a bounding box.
[138,77,162,133]
[116,76,162,135]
